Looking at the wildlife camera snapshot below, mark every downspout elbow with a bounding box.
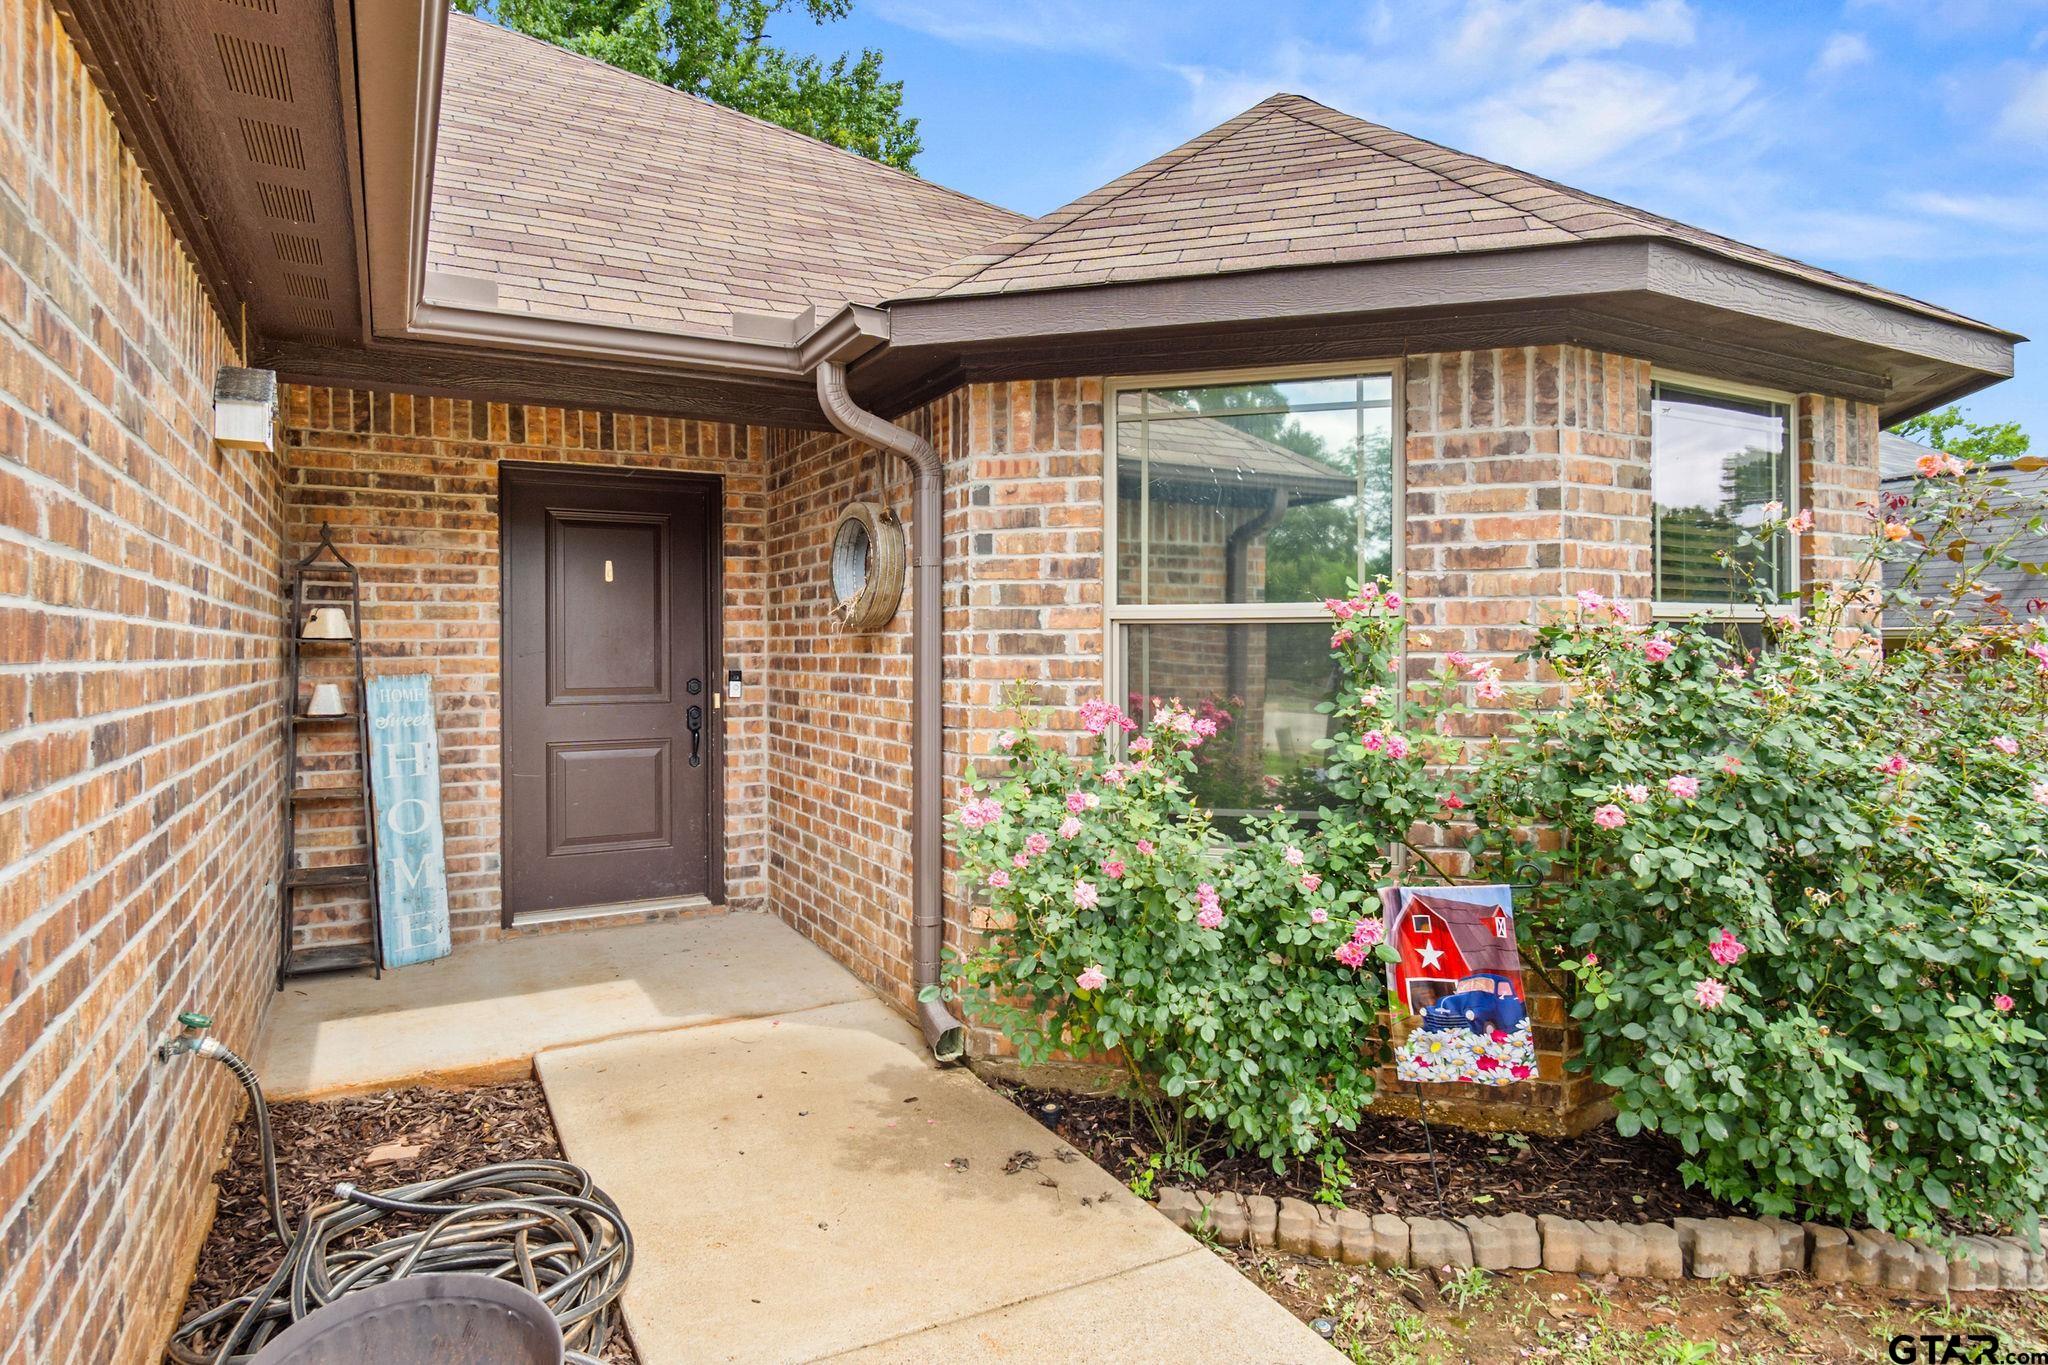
[814,362,965,1064]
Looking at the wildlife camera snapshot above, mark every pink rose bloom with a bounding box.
[1463,660,1493,680]
[1693,978,1728,1010]
[1995,993,2016,1013]
[1072,880,1099,909]
[1284,845,1305,867]
[1024,833,1051,856]
[1475,675,1506,702]
[1324,597,1356,620]
[2034,782,2048,807]
[1719,754,1743,775]
[1136,838,1155,855]
[997,731,1020,750]
[1012,852,1030,869]
[1642,636,1675,664]
[1300,873,1323,893]
[985,869,1011,889]
[1352,917,1385,947]
[1309,906,1328,924]
[1333,941,1367,969]
[959,797,1002,830]
[1666,774,1700,800]
[1386,734,1411,761]
[1621,783,1649,805]
[1877,753,1909,777]
[1099,857,1126,879]
[1575,588,1606,611]
[1192,716,1219,738]
[1446,650,1470,668]
[1788,507,1815,533]
[1439,793,1466,812]
[1592,803,1627,830]
[1605,601,1632,623]
[1331,628,1354,648]
[1992,736,2019,756]
[1196,905,1224,930]
[1583,952,1599,966]
[1196,881,1220,908]
[1384,592,1403,610]
[1101,764,1130,787]
[1076,965,1107,991]
[1057,816,1083,840]
[1129,735,1153,755]
[1066,790,1100,814]
[1708,930,1747,966]
[1361,729,1386,752]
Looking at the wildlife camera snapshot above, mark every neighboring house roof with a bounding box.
[427,14,1024,335]
[1880,436,2048,619]
[898,93,1990,335]
[1131,396,1358,504]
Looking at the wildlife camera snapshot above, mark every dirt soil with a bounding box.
[1231,1244,2048,1362]
[1002,1082,1739,1224]
[176,1080,637,1363]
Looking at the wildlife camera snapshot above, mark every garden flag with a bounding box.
[365,673,452,968]
[1380,885,1535,1085]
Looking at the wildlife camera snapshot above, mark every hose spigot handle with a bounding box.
[178,1011,213,1031]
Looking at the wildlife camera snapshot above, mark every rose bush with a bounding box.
[937,691,1402,1169]
[1463,470,2048,1236]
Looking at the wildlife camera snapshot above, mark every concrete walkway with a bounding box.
[256,914,1340,1362]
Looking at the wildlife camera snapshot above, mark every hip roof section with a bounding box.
[427,14,1025,336]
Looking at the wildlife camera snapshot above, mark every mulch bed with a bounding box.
[998,1081,1740,1224]
[179,1080,636,1364]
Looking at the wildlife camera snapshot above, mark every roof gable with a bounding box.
[428,15,1025,337]
[899,93,1989,333]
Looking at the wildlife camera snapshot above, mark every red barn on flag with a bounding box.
[1383,887,1525,1017]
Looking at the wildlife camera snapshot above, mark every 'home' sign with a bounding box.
[366,674,453,968]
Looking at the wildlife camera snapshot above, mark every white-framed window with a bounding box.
[1104,364,1399,822]
[1651,375,1798,618]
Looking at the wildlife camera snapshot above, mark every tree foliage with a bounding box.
[1891,406,2032,465]
[451,0,923,170]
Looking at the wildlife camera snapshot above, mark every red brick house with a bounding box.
[0,0,2023,1358]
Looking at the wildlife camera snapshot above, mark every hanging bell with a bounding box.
[302,606,353,640]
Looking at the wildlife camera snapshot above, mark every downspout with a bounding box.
[815,361,966,1062]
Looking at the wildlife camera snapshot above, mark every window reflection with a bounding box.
[1652,384,1792,606]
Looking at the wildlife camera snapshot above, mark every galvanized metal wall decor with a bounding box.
[365,674,453,968]
[829,499,906,632]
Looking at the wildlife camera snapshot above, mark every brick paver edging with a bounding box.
[1154,1187,2046,1298]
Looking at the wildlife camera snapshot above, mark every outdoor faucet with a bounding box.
[157,1010,225,1063]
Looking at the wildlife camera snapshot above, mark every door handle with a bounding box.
[687,704,703,767]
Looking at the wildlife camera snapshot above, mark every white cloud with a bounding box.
[867,0,1154,54]
[1901,189,2045,231]
[1999,65,2048,137]
[1452,0,1696,63]
[1461,60,1758,179]
[1813,32,1873,76]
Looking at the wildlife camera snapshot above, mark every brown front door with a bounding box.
[502,466,721,920]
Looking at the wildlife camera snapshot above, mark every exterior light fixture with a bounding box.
[213,366,278,452]
[829,500,906,632]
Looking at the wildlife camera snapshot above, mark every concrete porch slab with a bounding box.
[537,996,1340,1364]
[257,913,871,1098]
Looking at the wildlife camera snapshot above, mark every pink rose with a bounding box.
[1071,880,1099,909]
[1642,636,1675,664]
[1621,783,1649,805]
[1284,845,1305,867]
[1992,736,2019,756]
[1384,592,1403,610]
[1024,833,1051,856]
[1058,816,1083,840]
[1877,753,1909,777]
[1583,952,1599,966]
[1361,729,1386,752]
[1333,941,1367,969]
[985,869,1011,889]
[1386,734,1410,761]
[1324,597,1356,620]
[1129,736,1153,755]
[1331,628,1354,648]
[1196,905,1224,930]
[997,731,1020,750]
[2034,782,2048,807]
[1099,858,1126,879]
[1309,907,1328,924]
[1708,930,1747,966]
[958,797,1002,830]
[1995,994,2016,1013]
[1693,978,1727,1010]
[1136,838,1155,855]
[1439,793,1465,812]
[1666,774,1700,800]
[1719,754,1743,775]
[1076,965,1106,991]
[1012,852,1030,869]
[1300,873,1322,893]
[1592,803,1627,830]
[1351,917,1385,947]
[1575,588,1606,612]
[1475,675,1506,702]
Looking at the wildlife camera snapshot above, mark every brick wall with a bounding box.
[0,1,287,1359]
[278,388,776,945]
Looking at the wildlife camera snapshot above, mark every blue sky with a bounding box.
[773,0,2048,434]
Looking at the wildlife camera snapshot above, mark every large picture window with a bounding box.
[1652,381,1795,611]
[1107,370,1395,821]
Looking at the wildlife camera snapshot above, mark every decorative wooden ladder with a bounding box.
[277,523,384,986]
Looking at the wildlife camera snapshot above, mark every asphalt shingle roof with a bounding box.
[898,93,1995,334]
[428,14,1025,335]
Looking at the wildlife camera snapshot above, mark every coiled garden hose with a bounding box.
[158,1013,630,1365]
